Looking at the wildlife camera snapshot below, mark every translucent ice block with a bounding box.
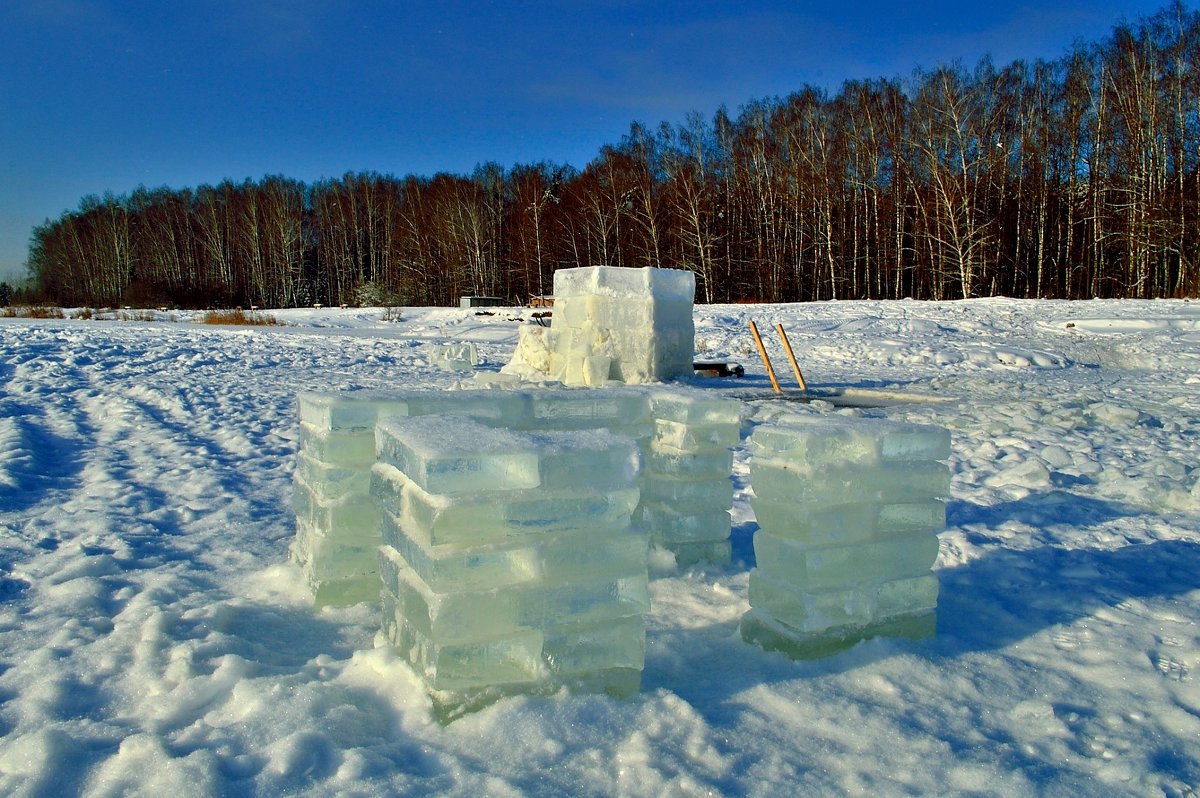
[648,392,742,427]
[377,547,650,645]
[876,573,940,617]
[752,530,939,590]
[653,419,740,452]
[640,473,734,511]
[749,500,946,546]
[298,422,375,466]
[739,607,936,660]
[749,459,951,505]
[747,571,872,634]
[376,417,542,494]
[380,509,647,592]
[291,521,378,580]
[645,443,734,479]
[371,462,640,547]
[528,389,651,430]
[750,415,951,465]
[638,502,731,544]
[664,539,732,568]
[299,389,530,433]
[293,474,379,541]
[294,451,372,500]
[553,265,695,302]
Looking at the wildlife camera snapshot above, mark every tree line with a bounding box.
[25,3,1200,307]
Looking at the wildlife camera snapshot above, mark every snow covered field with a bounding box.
[1,298,1199,796]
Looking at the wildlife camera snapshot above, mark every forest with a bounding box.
[21,3,1200,308]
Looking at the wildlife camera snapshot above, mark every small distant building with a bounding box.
[459,296,506,309]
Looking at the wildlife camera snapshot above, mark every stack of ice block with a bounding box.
[372,415,649,714]
[741,413,951,658]
[546,266,696,386]
[292,388,659,606]
[638,392,741,565]
[291,390,530,605]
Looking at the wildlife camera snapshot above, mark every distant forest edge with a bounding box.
[21,3,1200,307]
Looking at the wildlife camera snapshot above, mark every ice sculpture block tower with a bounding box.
[638,392,741,565]
[741,413,951,658]
[547,266,695,385]
[373,415,648,717]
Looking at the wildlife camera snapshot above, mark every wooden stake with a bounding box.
[775,323,807,391]
[749,320,781,394]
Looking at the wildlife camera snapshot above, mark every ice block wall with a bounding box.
[741,413,950,658]
[292,387,736,607]
[546,266,696,385]
[639,393,741,565]
[373,416,648,716]
[292,390,530,605]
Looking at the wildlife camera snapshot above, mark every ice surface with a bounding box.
[292,475,379,541]
[640,474,735,511]
[298,423,376,466]
[637,503,732,544]
[653,419,741,452]
[648,391,742,426]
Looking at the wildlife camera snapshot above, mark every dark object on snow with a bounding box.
[460,296,506,309]
[693,361,744,378]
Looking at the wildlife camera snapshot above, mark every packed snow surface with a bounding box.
[1,298,1199,796]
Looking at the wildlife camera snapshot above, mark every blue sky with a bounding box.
[0,0,1175,283]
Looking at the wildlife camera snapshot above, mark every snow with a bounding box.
[1,298,1199,796]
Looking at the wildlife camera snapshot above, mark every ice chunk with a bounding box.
[749,459,951,505]
[739,608,936,660]
[371,463,639,547]
[380,508,647,592]
[877,573,940,617]
[294,451,372,500]
[750,415,951,465]
[376,417,542,494]
[747,571,873,633]
[640,474,734,511]
[664,539,732,568]
[749,500,946,545]
[528,389,651,430]
[299,389,530,433]
[430,342,479,372]
[298,422,375,466]
[645,445,734,479]
[653,419,740,452]
[648,392,742,427]
[638,502,731,544]
[752,530,939,590]
[293,474,379,541]
[377,547,650,644]
[290,521,377,580]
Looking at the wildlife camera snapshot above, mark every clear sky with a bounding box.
[0,0,1176,283]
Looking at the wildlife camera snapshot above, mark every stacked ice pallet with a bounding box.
[639,393,741,565]
[372,415,649,716]
[546,266,695,386]
[291,390,530,605]
[741,413,951,658]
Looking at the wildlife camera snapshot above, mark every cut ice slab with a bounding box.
[293,474,379,541]
[740,608,936,660]
[638,502,731,544]
[752,529,939,591]
[749,414,951,465]
[299,389,530,433]
[649,391,742,426]
[380,508,647,593]
[378,547,650,645]
[371,463,640,547]
[750,500,946,546]
[749,459,951,505]
[376,417,639,495]
[382,587,644,696]
[653,419,740,452]
[298,422,376,466]
[747,571,939,634]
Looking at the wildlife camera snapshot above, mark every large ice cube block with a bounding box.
[376,417,542,494]
[749,459,950,505]
[750,500,946,546]
[747,571,873,633]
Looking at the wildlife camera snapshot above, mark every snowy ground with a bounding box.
[1,298,1199,797]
